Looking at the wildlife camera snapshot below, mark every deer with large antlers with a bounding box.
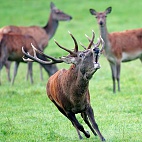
[90,7,142,93]
[0,33,58,85]
[22,31,105,141]
[0,2,72,83]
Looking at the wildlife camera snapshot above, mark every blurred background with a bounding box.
[0,0,142,142]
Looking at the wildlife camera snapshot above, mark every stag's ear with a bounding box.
[89,9,97,16]
[61,56,77,64]
[105,7,112,14]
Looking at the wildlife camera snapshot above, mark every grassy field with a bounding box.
[0,0,142,142]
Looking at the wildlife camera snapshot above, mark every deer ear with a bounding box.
[89,9,97,16]
[105,7,112,14]
[61,56,77,64]
[50,2,55,9]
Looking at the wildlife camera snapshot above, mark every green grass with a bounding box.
[0,0,142,142]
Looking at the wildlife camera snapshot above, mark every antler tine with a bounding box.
[31,43,62,62]
[86,30,95,49]
[22,46,37,62]
[22,45,63,64]
[80,41,87,50]
[68,31,78,52]
[22,43,38,62]
[54,39,76,56]
[85,34,95,46]
[22,49,34,62]
[94,37,101,49]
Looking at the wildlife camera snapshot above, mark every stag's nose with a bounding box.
[93,47,100,54]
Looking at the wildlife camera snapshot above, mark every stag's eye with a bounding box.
[79,53,85,58]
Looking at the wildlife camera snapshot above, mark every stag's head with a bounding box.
[89,7,112,27]
[54,31,104,79]
[22,31,104,80]
[50,2,72,21]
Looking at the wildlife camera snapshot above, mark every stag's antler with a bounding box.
[54,31,79,57]
[85,32,105,53]
[22,32,80,64]
[80,30,95,49]
[22,43,63,64]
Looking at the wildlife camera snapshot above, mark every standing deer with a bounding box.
[0,33,58,85]
[22,31,105,141]
[90,7,142,93]
[0,2,72,82]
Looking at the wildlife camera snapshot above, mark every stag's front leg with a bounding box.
[87,106,105,141]
[52,101,83,139]
[67,112,90,139]
[81,112,97,136]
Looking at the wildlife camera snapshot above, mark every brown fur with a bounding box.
[109,28,142,58]
[90,7,142,93]
[47,65,90,113]
[44,34,105,140]
[22,32,105,140]
[0,26,48,49]
[0,33,58,85]
[0,2,72,81]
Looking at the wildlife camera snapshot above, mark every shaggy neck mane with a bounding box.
[63,64,89,95]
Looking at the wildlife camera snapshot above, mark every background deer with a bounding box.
[0,33,58,85]
[90,7,142,93]
[0,2,72,82]
[22,31,105,141]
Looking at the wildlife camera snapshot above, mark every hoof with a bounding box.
[85,131,90,138]
[79,135,83,140]
[101,137,106,141]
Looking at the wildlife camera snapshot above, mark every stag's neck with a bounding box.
[43,14,59,40]
[68,65,89,95]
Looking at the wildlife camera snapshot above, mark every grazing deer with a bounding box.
[90,7,142,93]
[0,33,58,85]
[0,2,72,81]
[22,31,105,141]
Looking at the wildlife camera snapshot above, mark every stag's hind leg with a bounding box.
[87,106,105,141]
[67,112,90,139]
